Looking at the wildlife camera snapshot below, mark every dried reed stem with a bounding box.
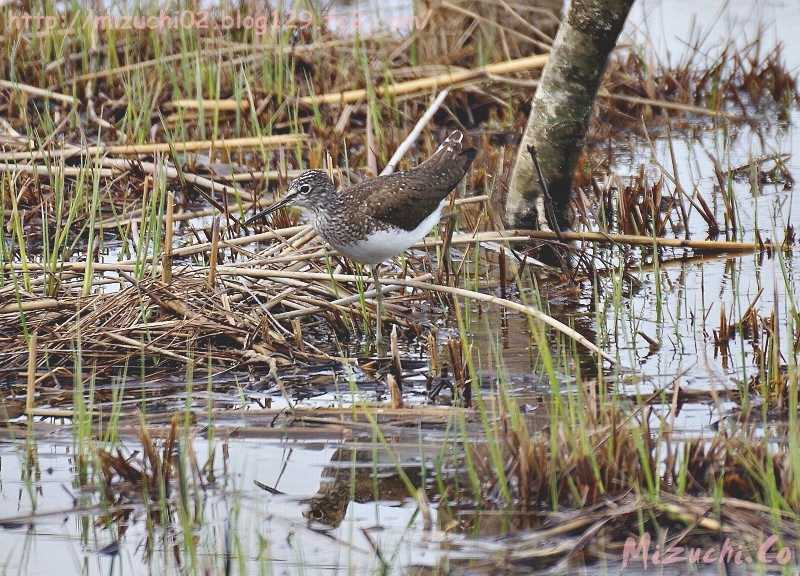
[162,192,175,283]
[25,333,37,416]
[0,159,248,201]
[271,272,433,320]
[300,54,548,105]
[208,216,221,289]
[98,158,249,200]
[510,229,771,252]
[388,375,403,409]
[0,163,116,177]
[103,331,192,363]
[598,90,741,119]
[0,298,62,313]
[171,55,548,110]
[365,106,378,176]
[220,169,304,182]
[0,134,306,161]
[0,79,78,105]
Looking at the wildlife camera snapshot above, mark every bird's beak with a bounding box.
[244,192,296,225]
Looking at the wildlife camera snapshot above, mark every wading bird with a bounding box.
[246,130,476,349]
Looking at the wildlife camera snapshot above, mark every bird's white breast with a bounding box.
[335,199,447,265]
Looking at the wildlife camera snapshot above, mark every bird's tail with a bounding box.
[421,130,477,175]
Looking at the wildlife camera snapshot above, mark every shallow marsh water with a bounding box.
[2,2,800,576]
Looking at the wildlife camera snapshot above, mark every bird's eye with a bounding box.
[298,184,311,194]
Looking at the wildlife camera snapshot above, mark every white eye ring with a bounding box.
[298,184,311,194]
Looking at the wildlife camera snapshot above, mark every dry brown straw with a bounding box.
[211,267,616,364]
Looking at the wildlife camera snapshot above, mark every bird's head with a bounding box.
[245,169,335,224]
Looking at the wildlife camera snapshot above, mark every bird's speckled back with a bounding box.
[335,130,477,232]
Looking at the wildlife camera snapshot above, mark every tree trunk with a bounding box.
[505,0,634,231]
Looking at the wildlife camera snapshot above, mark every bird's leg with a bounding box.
[372,264,384,354]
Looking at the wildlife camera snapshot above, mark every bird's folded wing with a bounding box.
[339,173,449,231]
